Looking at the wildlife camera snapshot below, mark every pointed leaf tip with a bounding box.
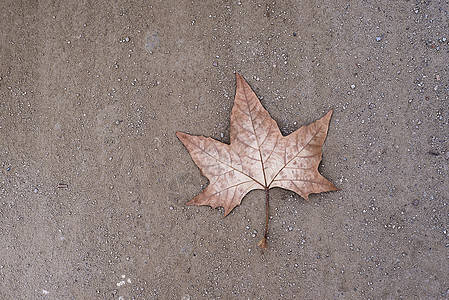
[176,131,188,143]
[235,73,245,86]
[322,110,333,122]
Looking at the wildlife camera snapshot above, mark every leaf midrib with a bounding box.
[242,83,268,188]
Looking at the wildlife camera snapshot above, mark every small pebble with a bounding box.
[412,199,419,206]
[376,36,382,42]
[212,61,218,67]
[351,84,356,89]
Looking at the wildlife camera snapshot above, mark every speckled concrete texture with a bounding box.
[1,1,448,299]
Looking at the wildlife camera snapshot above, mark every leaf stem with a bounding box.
[258,187,270,249]
[264,187,269,238]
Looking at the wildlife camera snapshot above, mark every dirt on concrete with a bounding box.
[1,0,448,299]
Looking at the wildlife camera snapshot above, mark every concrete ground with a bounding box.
[1,0,448,299]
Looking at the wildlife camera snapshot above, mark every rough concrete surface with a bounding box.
[1,0,448,299]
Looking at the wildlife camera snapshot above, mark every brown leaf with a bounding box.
[177,73,338,246]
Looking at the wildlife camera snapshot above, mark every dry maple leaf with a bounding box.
[176,73,338,248]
